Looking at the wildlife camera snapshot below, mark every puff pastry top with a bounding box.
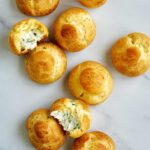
[26,108,65,150]
[68,61,113,105]
[16,0,60,16]
[8,18,48,55]
[54,7,96,52]
[25,42,67,84]
[79,0,107,8]
[50,98,91,138]
[72,131,115,150]
[112,33,150,77]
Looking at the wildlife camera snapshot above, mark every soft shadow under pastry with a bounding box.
[50,98,91,138]
[72,131,115,150]
[79,0,107,8]
[26,108,65,150]
[25,42,67,84]
[112,32,150,77]
[54,7,96,52]
[8,18,49,55]
[68,61,113,105]
[16,0,60,16]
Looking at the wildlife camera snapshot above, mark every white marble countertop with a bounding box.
[0,0,150,150]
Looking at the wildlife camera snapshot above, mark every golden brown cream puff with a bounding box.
[25,42,67,84]
[53,7,96,52]
[68,61,113,105]
[72,131,115,150]
[50,98,91,138]
[112,33,150,77]
[26,108,65,150]
[79,0,107,8]
[16,0,60,16]
[8,19,49,55]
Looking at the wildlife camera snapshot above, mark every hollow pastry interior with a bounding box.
[112,32,150,76]
[50,98,91,138]
[68,61,113,105]
[9,18,48,55]
[25,42,67,84]
[72,131,115,150]
[79,0,107,8]
[26,109,65,150]
[54,7,96,52]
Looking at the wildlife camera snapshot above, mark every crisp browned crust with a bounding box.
[68,61,113,105]
[112,32,150,77]
[79,0,107,8]
[72,131,115,150]
[26,108,65,150]
[49,98,91,138]
[16,0,60,16]
[53,7,96,52]
[8,18,49,55]
[25,42,67,84]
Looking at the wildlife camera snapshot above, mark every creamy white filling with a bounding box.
[20,29,44,50]
[50,110,80,131]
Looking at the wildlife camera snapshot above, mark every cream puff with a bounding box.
[8,18,49,55]
[68,61,113,105]
[50,98,91,138]
[112,32,150,77]
[26,108,65,150]
[25,42,67,84]
[53,7,96,52]
[79,0,107,8]
[16,0,60,16]
[72,131,115,150]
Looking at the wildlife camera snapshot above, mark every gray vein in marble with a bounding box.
[97,111,133,150]
[112,132,133,150]
[0,18,11,30]
[98,111,113,130]
[144,70,150,80]
[143,115,150,122]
